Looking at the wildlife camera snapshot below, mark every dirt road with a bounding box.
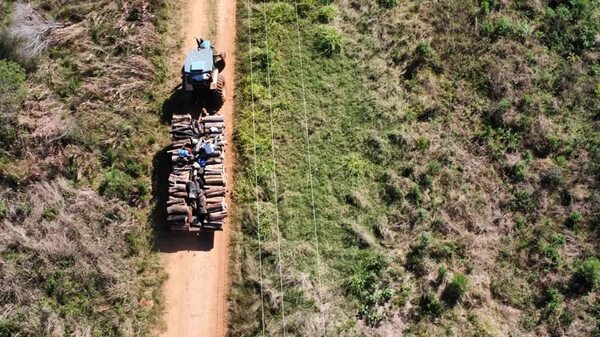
[158,0,237,336]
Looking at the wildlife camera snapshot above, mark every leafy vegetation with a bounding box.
[231,0,600,336]
[0,0,177,335]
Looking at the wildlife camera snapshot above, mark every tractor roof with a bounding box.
[184,48,214,73]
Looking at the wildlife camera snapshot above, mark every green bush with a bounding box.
[573,257,600,292]
[0,201,7,219]
[41,206,58,221]
[565,211,582,229]
[510,161,528,181]
[316,5,336,23]
[99,169,135,201]
[314,25,343,56]
[0,60,26,152]
[0,60,26,108]
[479,0,501,15]
[511,189,536,213]
[543,1,600,55]
[544,287,563,313]
[415,42,435,61]
[482,17,514,37]
[419,292,443,317]
[443,273,469,305]
[416,136,430,151]
[377,0,399,9]
[264,2,296,23]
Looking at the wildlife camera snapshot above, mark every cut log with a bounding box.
[209,211,228,221]
[204,178,225,186]
[203,122,224,129]
[206,204,225,213]
[206,197,225,204]
[202,115,224,122]
[167,214,187,222]
[205,189,225,198]
[167,199,186,206]
[167,204,189,215]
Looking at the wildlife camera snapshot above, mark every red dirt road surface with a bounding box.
[158,0,237,336]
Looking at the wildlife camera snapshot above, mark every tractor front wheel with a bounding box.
[214,52,226,72]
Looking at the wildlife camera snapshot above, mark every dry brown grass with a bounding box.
[0,0,174,335]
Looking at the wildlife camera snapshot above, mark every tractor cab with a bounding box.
[183,40,216,91]
[181,38,226,107]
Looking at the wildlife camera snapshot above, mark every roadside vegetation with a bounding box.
[230,0,600,336]
[0,0,177,335]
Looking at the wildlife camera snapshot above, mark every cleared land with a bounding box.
[229,1,600,336]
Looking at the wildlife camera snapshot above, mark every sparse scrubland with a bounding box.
[230,0,600,336]
[0,0,176,335]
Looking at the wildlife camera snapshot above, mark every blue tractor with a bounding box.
[182,38,226,108]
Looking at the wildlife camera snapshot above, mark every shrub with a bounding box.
[415,42,436,63]
[482,17,514,38]
[0,60,26,109]
[511,189,536,213]
[419,173,433,188]
[540,167,564,190]
[443,273,469,305]
[264,2,295,23]
[428,160,442,175]
[438,265,448,283]
[0,201,7,219]
[573,257,600,292]
[316,5,336,23]
[314,25,342,56]
[544,287,563,313]
[565,211,582,229]
[509,161,528,181]
[377,0,399,9]
[99,169,135,201]
[0,60,26,152]
[479,0,501,15]
[383,175,403,203]
[41,206,58,221]
[416,137,430,151]
[543,1,600,55]
[419,292,443,317]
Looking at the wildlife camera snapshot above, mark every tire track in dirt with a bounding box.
[158,1,236,336]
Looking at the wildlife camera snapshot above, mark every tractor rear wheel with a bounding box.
[214,52,226,72]
[213,74,225,109]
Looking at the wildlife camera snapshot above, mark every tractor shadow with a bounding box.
[151,88,216,252]
[161,86,222,124]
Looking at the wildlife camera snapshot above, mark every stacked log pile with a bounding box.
[167,113,228,231]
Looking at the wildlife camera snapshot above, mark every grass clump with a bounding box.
[419,292,443,318]
[314,25,343,56]
[443,273,469,305]
[0,201,7,219]
[317,5,336,23]
[564,211,582,229]
[377,0,399,9]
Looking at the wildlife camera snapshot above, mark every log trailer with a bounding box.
[167,39,228,232]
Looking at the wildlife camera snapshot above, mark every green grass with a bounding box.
[231,0,600,336]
